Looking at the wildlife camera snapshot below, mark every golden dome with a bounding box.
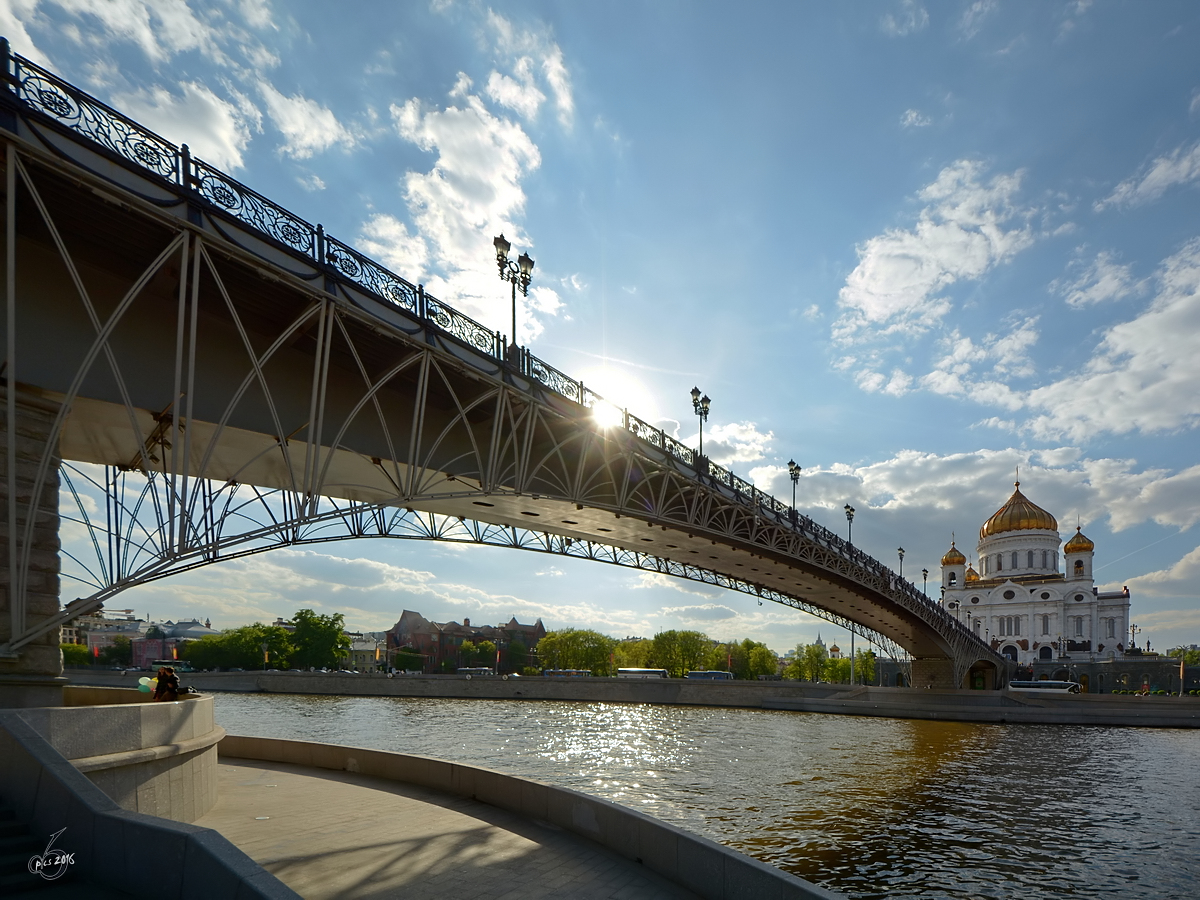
[941,542,966,566]
[965,565,980,583]
[1064,527,1094,553]
[979,482,1058,540]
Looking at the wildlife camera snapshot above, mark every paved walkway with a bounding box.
[196,760,699,900]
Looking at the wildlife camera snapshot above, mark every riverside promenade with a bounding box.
[198,757,697,900]
[71,670,1200,728]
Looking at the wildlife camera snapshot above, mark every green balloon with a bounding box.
[138,682,152,692]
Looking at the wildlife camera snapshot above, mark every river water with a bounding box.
[212,694,1198,899]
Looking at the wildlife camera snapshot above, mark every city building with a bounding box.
[385,610,547,672]
[940,479,1132,667]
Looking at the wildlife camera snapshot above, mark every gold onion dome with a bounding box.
[965,565,980,583]
[1064,527,1095,553]
[979,482,1058,540]
[941,542,966,566]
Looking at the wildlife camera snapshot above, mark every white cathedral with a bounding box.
[940,480,1132,665]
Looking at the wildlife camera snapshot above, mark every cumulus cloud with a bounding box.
[661,603,739,622]
[957,0,996,40]
[900,108,931,128]
[114,81,255,170]
[1025,238,1200,440]
[0,0,52,66]
[259,81,355,159]
[485,9,573,128]
[379,85,564,341]
[1051,249,1144,307]
[880,0,928,36]
[680,421,773,467]
[1096,139,1200,210]
[485,56,545,121]
[834,160,1035,344]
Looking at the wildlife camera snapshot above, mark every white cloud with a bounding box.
[358,213,430,284]
[1097,139,1200,210]
[0,0,52,66]
[1122,544,1200,598]
[958,0,996,40]
[1051,249,1144,307]
[384,86,563,342]
[900,108,931,128]
[661,603,739,622]
[485,9,573,129]
[880,0,928,36]
[1025,238,1200,440]
[485,57,545,121]
[834,161,1034,344]
[259,81,355,159]
[297,173,325,191]
[681,421,773,467]
[114,81,254,170]
[52,0,223,65]
[1191,88,1200,117]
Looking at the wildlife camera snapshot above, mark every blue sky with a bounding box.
[9,0,1200,652]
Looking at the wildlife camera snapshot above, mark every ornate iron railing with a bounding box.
[0,45,978,638]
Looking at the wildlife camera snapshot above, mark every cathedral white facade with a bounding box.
[940,481,1131,666]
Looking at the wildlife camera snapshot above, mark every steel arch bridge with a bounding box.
[0,45,1004,688]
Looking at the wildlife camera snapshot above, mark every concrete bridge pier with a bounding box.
[0,385,65,707]
[911,658,959,690]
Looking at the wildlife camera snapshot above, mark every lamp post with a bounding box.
[897,547,905,578]
[788,460,801,524]
[1129,623,1140,654]
[844,504,855,545]
[691,387,711,458]
[493,234,534,357]
[922,568,928,597]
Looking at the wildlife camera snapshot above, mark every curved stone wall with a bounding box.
[14,688,222,822]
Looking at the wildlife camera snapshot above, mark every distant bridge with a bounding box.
[0,44,1005,689]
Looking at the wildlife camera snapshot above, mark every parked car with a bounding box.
[229,667,244,672]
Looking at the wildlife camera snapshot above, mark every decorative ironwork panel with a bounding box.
[192,158,317,256]
[323,235,419,314]
[527,354,583,404]
[425,296,498,357]
[15,57,179,181]
[730,473,754,497]
[662,435,694,467]
[626,414,663,449]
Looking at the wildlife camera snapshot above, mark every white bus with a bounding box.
[1008,680,1082,693]
[616,668,669,679]
[685,670,733,680]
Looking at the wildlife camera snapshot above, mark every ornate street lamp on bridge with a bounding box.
[493,234,534,357]
[897,547,905,578]
[691,387,711,458]
[922,567,929,597]
[788,460,801,524]
[844,504,855,546]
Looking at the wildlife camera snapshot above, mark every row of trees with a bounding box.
[182,610,350,670]
[782,641,876,684]
[531,629,780,679]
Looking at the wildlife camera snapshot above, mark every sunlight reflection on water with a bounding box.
[212,694,1199,899]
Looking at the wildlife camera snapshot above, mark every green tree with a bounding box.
[748,644,778,679]
[61,643,91,666]
[854,649,876,685]
[181,623,293,670]
[98,636,132,667]
[392,647,425,671]
[786,642,828,682]
[290,609,349,670]
[652,630,711,677]
[827,657,851,684]
[505,640,528,672]
[459,640,477,666]
[535,629,617,674]
[615,638,654,669]
[1168,647,1200,666]
[477,640,497,668]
